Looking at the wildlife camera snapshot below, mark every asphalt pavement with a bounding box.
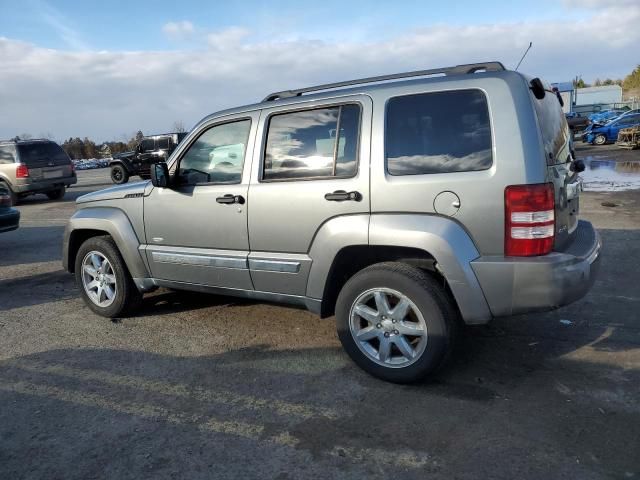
[1,158,639,479]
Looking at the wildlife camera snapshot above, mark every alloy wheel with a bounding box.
[349,288,428,368]
[81,251,117,307]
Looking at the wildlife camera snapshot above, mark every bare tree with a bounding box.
[172,120,186,133]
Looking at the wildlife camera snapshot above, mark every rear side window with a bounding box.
[157,137,170,149]
[0,145,17,164]
[17,142,70,167]
[263,104,360,181]
[386,89,492,175]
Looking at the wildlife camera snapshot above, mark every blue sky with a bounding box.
[1,0,591,51]
[0,0,638,142]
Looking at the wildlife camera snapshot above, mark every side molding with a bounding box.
[368,214,492,325]
[63,207,150,279]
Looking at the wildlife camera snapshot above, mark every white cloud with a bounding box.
[162,20,195,40]
[1,2,638,141]
[207,27,250,49]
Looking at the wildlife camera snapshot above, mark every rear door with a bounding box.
[247,96,371,295]
[17,142,72,180]
[531,89,579,249]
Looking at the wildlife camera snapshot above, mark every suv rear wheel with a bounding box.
[336,262,456,383]
[110,164,129,184]
[46,186,65,200]
[74,236,142,318]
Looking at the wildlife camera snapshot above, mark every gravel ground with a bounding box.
[1,153,639,479]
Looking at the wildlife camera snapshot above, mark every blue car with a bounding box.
[584,113,640,145]
[588,109,626,124]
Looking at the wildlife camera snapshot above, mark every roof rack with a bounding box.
[263,61,505,102]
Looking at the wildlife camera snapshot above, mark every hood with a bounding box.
[113,150,135,159]
[77,181,149,204]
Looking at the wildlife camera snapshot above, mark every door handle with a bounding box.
[324,190,362,202]
[216,194,245,205]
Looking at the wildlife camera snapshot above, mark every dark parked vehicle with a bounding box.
[0,139,77,205]
[0,186,20,233]
[565,112,589,131]
[109,133,187,184]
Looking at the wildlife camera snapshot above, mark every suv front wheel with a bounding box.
[336,262,457,383]
[74,236,142,318]
[110,164,129,184]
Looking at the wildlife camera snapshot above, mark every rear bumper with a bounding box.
[13,174,77,194]
[0,209,20,233]
[471,220,601,317]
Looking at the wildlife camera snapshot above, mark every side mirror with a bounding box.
[530,78,546,100]
[151,162,170,188]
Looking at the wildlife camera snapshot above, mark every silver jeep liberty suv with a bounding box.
[63,61,601,383]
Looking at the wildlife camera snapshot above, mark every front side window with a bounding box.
[177,119,251,185]
[386,90,493,175]
[140,139,155,152]
[263,104,360,181]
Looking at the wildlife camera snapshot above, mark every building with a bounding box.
[575,85,623,106]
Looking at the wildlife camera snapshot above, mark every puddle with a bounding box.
[579,157,640,192]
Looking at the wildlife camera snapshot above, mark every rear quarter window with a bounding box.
[385,89,493,175]
[531,92,570,165]
[0,145,17,164]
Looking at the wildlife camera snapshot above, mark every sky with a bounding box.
[0,0,638,142]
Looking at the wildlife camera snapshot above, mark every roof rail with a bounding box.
[263,61,505,102]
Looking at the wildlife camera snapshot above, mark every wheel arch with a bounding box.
[110,159,133,172]
[308,214,493,325]
[63,207,149,279]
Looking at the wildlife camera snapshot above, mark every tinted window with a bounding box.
[178,119,251,185]
[140,139,155,152]
[263,104,360,181]
[616,115,640,126]
[531,90,570,165]
[17,142,70,167]
[386,90,492,175]
[0,145,17,164]
[157,137,170,150]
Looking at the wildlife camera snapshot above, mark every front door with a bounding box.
[144,113,259,289]
[247,95,371,295]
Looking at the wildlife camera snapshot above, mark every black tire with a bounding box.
[0,182,18,206]
[46,186,65,200]
[594,134,607,145]
[336,262,457,384]
[74,235,142,318]
[110,165,129,184]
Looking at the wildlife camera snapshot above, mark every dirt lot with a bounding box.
[1,153,639,479]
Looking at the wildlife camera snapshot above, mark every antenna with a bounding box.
[515,42,533,71]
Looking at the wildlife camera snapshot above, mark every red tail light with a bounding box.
[505,183,555,256]
[16,164,29,178]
